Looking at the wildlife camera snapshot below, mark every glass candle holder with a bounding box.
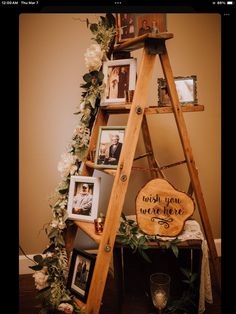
[150,272,170,313]
[94,217,105,235]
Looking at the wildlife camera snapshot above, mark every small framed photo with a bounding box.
[67,248,96,303]
[116,13,136,42]
[102,58,137,105]
[158,75,198,107]
[94,126,126,169]
[67,176,101,222]
[116,13,167,43]
[136,13,167,36]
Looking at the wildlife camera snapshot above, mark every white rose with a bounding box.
[57,152,78,177]
[84,44,103,71]
[33,270,49,290]
[58,303,74,313]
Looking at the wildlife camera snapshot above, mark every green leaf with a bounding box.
[180,267,191,279]
[29,264,43,271]
[48,228,59,239]
[100,16,106,26]
[83,73,92,83]
[97,71,104,82]
[171,244,179,258]
[106,13,116,27]
[90,23,98,33]
[139,248,152,263]
[33,254,44,263]
[58,188,68,194]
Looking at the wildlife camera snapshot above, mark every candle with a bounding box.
[154,290,167,309]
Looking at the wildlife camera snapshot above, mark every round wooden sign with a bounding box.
[135,178,195,236]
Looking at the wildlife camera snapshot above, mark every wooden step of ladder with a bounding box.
[65,33,220,314]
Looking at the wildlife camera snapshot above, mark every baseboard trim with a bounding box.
[19,240,221,274]
[19,254,37,275]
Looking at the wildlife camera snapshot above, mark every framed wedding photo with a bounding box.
[116,13,167,43]
[101,58,137,105]
[158,75,198,106]
[94,126,126,169]
[116,13,136,42]
[67,248,96,303]
[67,176,101,222]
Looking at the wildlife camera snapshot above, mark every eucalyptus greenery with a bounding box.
[30,14,116,314]
[116,213,180,263]
[164,268,199,314]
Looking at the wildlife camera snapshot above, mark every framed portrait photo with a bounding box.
[101,58,137,105]
[158,75,198,107]
[116,13,167,43]
[67,248,96,303]
[94,126,126,169]
[67,176,101,222]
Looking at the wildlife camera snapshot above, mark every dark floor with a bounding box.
[19,264,221,314]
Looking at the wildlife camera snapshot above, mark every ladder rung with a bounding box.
[74,298,86,311]
[85,160,117,176]
[114,32,174,52]
[145,105,204,114]
[101,104,204,114]
[74,221,101,244]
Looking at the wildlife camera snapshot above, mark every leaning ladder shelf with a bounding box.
[65,32,221,314]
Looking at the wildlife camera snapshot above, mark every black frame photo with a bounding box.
[67,248,96,303]
[94,126,126,169]
[158,75,198,107]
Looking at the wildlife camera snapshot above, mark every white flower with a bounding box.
[50,219,58,228]
[58,303,74,313]
[84,43,103,71]
[33,270,49,290]
[57,152,78,177]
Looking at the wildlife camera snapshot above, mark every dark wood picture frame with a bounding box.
[116,13,167,43]
[158,75,198,107]
[67,248,96,303]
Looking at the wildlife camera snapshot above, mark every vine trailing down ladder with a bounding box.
[65,32,221,314]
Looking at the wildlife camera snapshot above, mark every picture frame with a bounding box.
[67,248,96,303]
[101,58,137,105]
[116,13,167,43]
[157,75,198,107]
[94,126,126,169]
[67,175,101,222]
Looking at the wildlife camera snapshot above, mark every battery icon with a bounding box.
[227,1,233,4]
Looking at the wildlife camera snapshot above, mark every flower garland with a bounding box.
[30,14,116,314]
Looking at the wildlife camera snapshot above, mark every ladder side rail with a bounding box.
[159,45,221,291]
[64,109,108,261]
[85,47,157,314]
[141,114,165,179]
[80,108,109,177]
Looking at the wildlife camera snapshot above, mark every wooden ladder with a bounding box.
[66,33,221,313]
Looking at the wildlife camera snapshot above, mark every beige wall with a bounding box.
[19,13,221,254]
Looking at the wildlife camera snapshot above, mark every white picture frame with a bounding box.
[94,126,126,169]
[101,58,137,105]
[67,176,101,222]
